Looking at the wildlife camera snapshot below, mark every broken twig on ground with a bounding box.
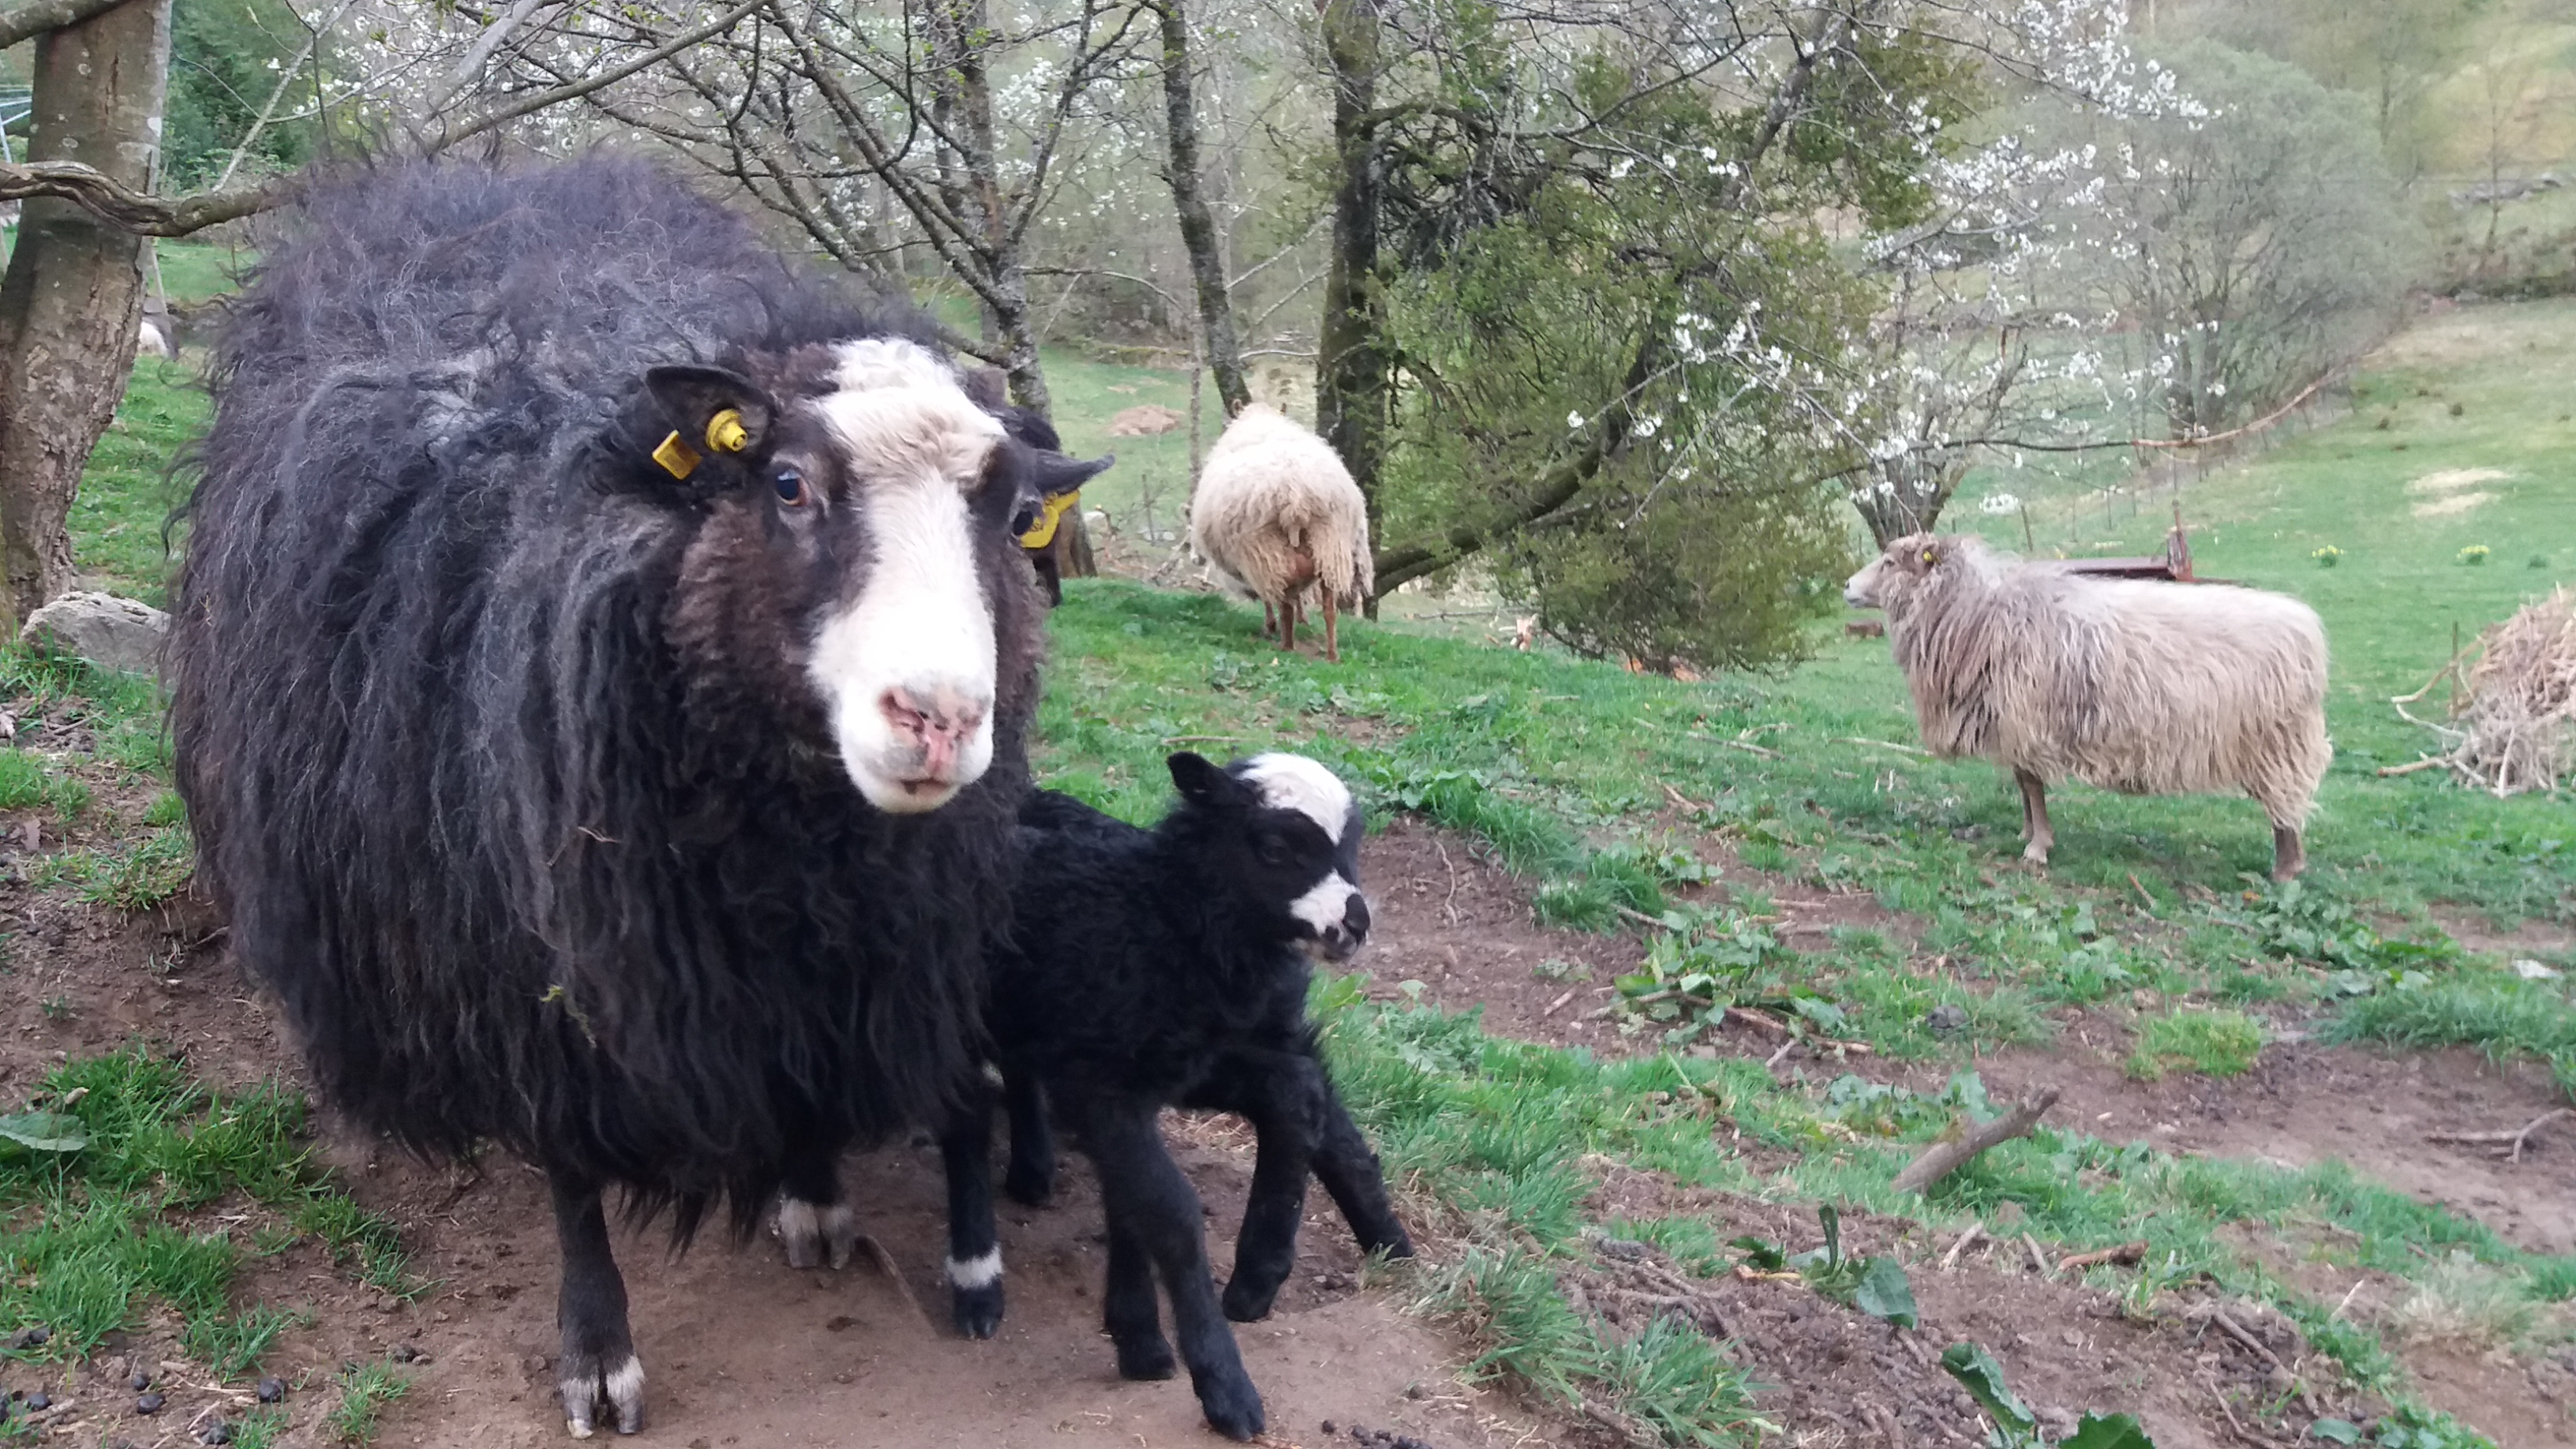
[1891,1088,2062,1194]
[2426,1107,2570,1163]
[1940,1222,1985,1271]
[2056,1241,2148,1271]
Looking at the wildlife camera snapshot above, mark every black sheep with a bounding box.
[169,159,1097,1437]
[938,754,1412,1441]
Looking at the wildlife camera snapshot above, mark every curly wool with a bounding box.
[1187,405,1372,611]
[169,158,1043,1241]
[1869,534,2331,829]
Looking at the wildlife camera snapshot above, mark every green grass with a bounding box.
[2127,1008,2267,1080]
[324,1357,412,1443]
[77,357,203,608]
[0,750,91,822]
[0,1047,410,1373]
[2326,973,2576,1102]
[39,826,196,911]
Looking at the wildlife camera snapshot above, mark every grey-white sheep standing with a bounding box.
[1188,404,1372,662]
[1844,533,2331,880]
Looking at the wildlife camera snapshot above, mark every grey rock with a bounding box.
[20,592,167,676]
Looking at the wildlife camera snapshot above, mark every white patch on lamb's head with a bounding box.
[1287,871,1367,960]
[945,1248,1003,1290]
[807,384,1007,813]
[1239,752,1353,843]
[833,337,959,394]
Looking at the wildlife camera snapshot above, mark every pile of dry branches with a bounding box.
[2388,588,2576,795]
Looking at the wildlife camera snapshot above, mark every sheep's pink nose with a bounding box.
[880,685,987,784]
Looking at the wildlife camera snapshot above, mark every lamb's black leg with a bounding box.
[938,1084,1006,1338]
[1219,1058,1324,1324]
[550,1175,642,1438]
[1001,1067,1057,1207]
[1085,1103,1264,1440]
[1310,1075,1413,1263]
[1103,1208,1174,1380]
[774,1142,856,1270]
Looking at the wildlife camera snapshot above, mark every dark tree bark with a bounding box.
[0,0,171,631]
[1313,0,1386,585]
[1148,0,1249,417]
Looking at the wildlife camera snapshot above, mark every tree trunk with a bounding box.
[0,0,170,633]
[1151,0,1248,417]
[1313,0,1384,612]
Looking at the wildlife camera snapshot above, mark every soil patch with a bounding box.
[1357,818,1645,1047]
[1575,1171,2405,1449]
[347,1116,1540,1449]
[1868,1030,2576,1258]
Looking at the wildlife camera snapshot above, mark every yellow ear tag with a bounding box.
[706,409,749,454]
[1919,548,1937,565]
[653,432,702,480]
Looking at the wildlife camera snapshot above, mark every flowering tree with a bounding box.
[1321,0,2218,665]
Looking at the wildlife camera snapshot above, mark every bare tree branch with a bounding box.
[0,0,123,51]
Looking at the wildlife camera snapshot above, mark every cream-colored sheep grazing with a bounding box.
[1188,404,1374,662]
[1844,533,2331,880]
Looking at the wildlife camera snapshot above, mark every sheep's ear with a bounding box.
[1167,751,1239,807]
[642,365,776,479]
[1914,541,1941,571]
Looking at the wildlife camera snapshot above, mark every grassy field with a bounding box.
[50,284,2576,1445]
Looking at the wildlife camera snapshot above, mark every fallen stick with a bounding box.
[1940,1222,1985,1271]
[856,1233,931,1328]
[2127,873,2158,913]
[1687,730,1783,758]
[2425,1107,2570,1163]
[2375,757,2451,777]
[1541,988,1578,1017]
[2023,1233,2053,1278]
[1764,1039,1799,1070]
[2055,1240,2148,1272]
[1725,1005,1793,1035]
[1831,736,1930,757]
[1891,1088,2061,1194]
[2206,1306,2321,1417]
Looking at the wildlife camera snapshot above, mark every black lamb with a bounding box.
[170,159,1102,1437]
[937,752,1412,1441]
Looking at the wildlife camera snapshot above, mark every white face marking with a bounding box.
[1287,872,1361,937]
[806,386,1005,814]
[1241,753,1354,842]
[946,1248,1004,1290]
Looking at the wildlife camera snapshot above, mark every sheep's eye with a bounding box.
[773,467,810,506]
[1009,499,1042,536]
[1255,837,1290,866]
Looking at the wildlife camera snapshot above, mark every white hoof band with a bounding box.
[946,1248,1004,1290]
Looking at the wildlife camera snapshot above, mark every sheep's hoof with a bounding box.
[774,1196,857,1271]
[1114,1333,1177,1381]
[1221,1275,1281,1324]
[559,1350,643,1438]
[1193,1370,1266,1442]
[2020,843,2050,867]
[952,1282,1005,1339]
[1002,1164,1055,1208]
